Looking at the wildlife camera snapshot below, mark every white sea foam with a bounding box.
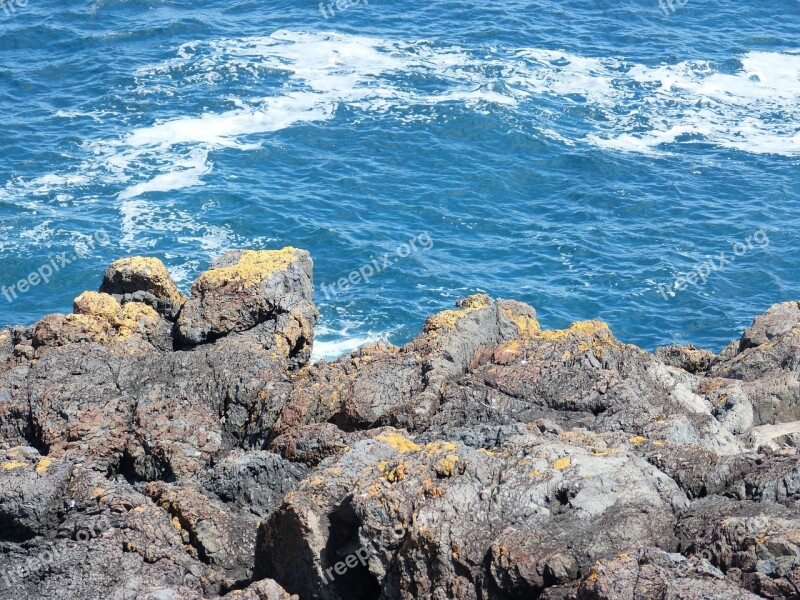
[3,32,798,260]
[311,334,384,362]
[311,322,391,362]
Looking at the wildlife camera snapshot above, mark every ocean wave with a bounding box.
[2,31,798,245]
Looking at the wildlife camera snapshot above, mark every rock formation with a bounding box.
[1,248,800,599]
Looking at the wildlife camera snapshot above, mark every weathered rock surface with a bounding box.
[100,256,187,320]
[2,248,800,599]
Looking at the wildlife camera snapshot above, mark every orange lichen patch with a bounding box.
[91,487,105,499]
[569,320,611,336]
[536,329,571,342]
[171,516,183,531]
[499,307,541,337]
[434,454,460,478]
[586,569,599,584]
[451,542,462,558]
[1,461,28,470]
[629,436,648,445]
[652,440,665,447]
[534,320,623,351]
[424,294,492,334]
[376,431,421,454]
[384,462,408,483]
[197,248,299,287]
[424,440,459,455]
[476,448,495,456]
[132,506,147,514]
[35,458,52,473]
[496,339,522,356]
[528,469,543,478]
[116,303,160,338]
[67,292,160,343]
[425,486,444,498]
[553,457,571,470]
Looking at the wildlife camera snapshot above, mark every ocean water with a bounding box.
[0,0,798,360]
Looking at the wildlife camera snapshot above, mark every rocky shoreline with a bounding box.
[1,248,799,599]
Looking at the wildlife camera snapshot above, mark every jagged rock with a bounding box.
[176,249,318,369]
[100,256,187,320]
[225,579,298,600]
[576,547,761,599]
[207,450,309,518]
[273,295,537,435]
[429,320,742,457]
[709,307,800,426]
[4,251,800,599]
[30,291,173,352]
[739,301,800,352]
[256,428,687,600]
[654,344,716,373]
[0,328,13,363]
[145,481,258,584]
[676,495,800,599]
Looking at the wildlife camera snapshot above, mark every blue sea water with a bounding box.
[0,0,798,359]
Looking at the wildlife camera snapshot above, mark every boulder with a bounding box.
[100,256,187,319]
[176,248,317,369]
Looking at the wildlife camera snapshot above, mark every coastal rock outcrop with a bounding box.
[2,247,800,599]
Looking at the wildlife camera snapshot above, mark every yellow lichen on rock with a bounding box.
[500,308,541,337]
[424,294,492,334]
[376,431,421,454]
[1,461,28,470]
[35,458,52,473]
[553,457,571,470]
[107,257,185,304]
[533,320,623,351]
[68,292,160,343]
[568,320,611,336]
[383,461,408,483]
[116,303,160,338]
[424,440,459,454]
[434,454,460,478]
[198,248,299,287]
[74,291,121,319]
[629,436,648,445]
